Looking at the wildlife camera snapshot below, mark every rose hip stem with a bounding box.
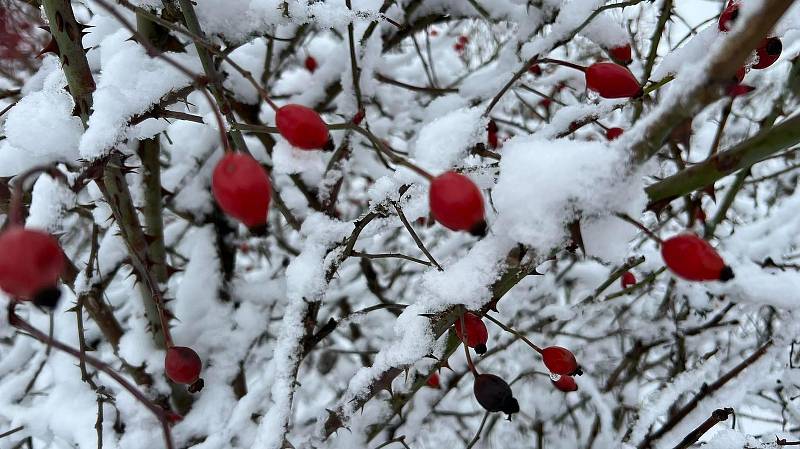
[616,213,664,245]
[460,314,479,376]
[538,58,587,73]
[483,314,543,354]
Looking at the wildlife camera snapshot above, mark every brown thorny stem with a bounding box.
[7,303,176,449]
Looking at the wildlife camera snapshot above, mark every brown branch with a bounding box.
[637,341,773,448]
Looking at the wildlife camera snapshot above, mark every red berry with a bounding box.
[426,372,441,389]
[551,375,578,392]
[275,104,330,150]
[727,83,755,97]
[752,37,782,69]
[585,62,642,99]
[429,172,486,235]
[696,207,707,223]
[430,29,439,37]
[164,410,184,424]
[487,120,499,149]
[661,234,734,282]
[542,346,579,376]
[529,64,542,76]
[734,66,746,83]
[454,43,465,52]
[304,55,318,73]
[473,374,519,415]
[458,35,469,45]
[353,109,365,125]
[609,44,633,65]
[621,271,636,289]
[718,1,740,32]
[454,312,489,354]
[165,346,202,384]
[606,127,624,140]
[0,227,65,300]
[212,153,272,227]
[539,98,552,108]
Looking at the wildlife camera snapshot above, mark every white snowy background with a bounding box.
[1,0,800,448]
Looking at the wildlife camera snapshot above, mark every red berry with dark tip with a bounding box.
[718,1,740,32]
[752,37,781,69]
[212,153,271,227]
[454,312,489,354]
[473,374,519,415]
[621,271,636,289]
[165,346,202,385]
[540,98,552,108]
[529,64,542,76]
[487,120,499,149]
[429,172,486,235]
[458,35,469,45]
[542,346,579,376]
[304,56,318,73]
[552,375,578,392]
[661,234,734,282]
[585,62,642,99]
[426,372,441,389]
[606,127,624,141]
[0,227,65,300]
[275,104,330,150]
[609,44,632,65]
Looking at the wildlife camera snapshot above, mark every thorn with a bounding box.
[37,38,60,58]
[439,359,452,372]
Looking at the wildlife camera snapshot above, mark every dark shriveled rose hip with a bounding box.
[473,374,519,415]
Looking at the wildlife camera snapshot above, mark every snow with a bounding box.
[4,89,82,160]
[1,1,799,449]
[79,30,196,159]
[493,137,646,252]
[412,106,486,171]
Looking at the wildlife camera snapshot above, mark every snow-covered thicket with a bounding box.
[2,0,800,448]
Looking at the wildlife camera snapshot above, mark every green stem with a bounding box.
[646,114,800,205]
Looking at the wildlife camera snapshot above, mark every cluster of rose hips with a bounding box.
[425,311,583,416]
[719,0,782,96]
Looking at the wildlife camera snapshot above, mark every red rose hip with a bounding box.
[661,234,734,282]
[304,56,318,73]
[212,153,272,227]
[487,120,499,149]
[454,312,489,354]
[426,372,441,389]
[752,37,781,70]
[609,44,632,65]
[585,62,642,99]
[275,104,330,150]
[621,271,636,289]
[429,172,486,235]
[165,346,202,384]
[718,1,740,32]
[542,346,579,376]
[606,127,624,141]
[551,375,578,392]
[0,227,65,300]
